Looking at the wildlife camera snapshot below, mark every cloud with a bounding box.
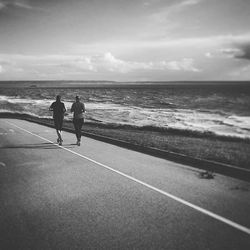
[0,0,8,10]
[93,52,200,73]
[149,0,203,22]
[195,33,250,62]
[73,34,250,57]
[229,63,250,79]
[0,0,33,11]
[59,56,97,72]
[164,0,203,14]
[0,52,200,75]
[234,43,250,60]
[220,48,243,58]
[102,52,129,73]
[165,58,200,72]
[205,52,213,58]
[96,52,200,73]
[14,0,33,9]
[219,36,250,61]
[141,0,203,39]
[178,0,203,8]
[0,65,4,73]
[0,1,6,10]
[0,58,26,74]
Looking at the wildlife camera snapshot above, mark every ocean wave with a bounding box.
[222,115,250,130]
[1,109,250,141]
[1,90,250,140]
[0,95,74,109]
[152,100,175,107]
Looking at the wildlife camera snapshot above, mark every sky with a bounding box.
[0,0,250,81]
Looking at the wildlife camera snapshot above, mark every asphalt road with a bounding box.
[0,118,250,249]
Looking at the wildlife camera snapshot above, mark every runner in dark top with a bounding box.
[49,95,66,145]
[71,96,85,146]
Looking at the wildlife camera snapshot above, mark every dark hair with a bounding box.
[56,95,61,102]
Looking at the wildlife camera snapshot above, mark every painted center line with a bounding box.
[6,120,250,236]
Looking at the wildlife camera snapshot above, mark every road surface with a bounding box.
[0,118,250,249]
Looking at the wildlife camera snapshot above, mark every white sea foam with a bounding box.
[1,94,250,139]
[223,115,250,130]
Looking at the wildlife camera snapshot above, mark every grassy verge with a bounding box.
[1,113,250,170]
[52,118,250,170]
[84,123,250,170]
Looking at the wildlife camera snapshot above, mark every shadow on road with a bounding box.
[1,142,75,149]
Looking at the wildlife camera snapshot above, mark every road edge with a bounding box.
[1,115,250,182]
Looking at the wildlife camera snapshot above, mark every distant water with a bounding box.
[1,82,250,139]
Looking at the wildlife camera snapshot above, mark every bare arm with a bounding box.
[49,103,54,111]
[70,103,74,113]
[63,104,66,113]
[82,103,86,113]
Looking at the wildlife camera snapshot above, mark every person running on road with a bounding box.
[49,95,66,145]
[71,95,86,146]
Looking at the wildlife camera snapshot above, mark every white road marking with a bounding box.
[6,120,250,236]
[9,129,15,133]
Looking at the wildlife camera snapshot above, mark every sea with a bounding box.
[0,81,250,140]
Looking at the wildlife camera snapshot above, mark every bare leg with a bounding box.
[73,118,81,145]
[56,130,62,144]
[54,117,63,144]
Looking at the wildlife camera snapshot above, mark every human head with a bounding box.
[56,95,61,102]
[75,95,80,102]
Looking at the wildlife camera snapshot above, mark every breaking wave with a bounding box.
[1,82,250,140]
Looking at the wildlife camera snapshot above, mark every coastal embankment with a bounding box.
[1,112,250,182]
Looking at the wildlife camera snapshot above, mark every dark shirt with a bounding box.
[71,102,85,119]
[50,101,66,118]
